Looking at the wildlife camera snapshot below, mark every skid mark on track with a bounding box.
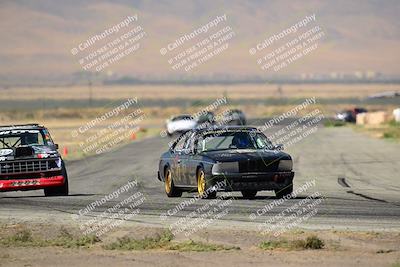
[346,190,387,203]
[337,177,400,206]
[338,177,351,188]
[344,190,400,207]
[338,176,400,206]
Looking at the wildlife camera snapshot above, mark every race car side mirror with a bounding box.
[274,144,284,150]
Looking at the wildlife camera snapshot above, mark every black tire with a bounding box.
[44,164,69,197]
[164,167,182,197]
[275,184,293,199]
[197,167,216,199]
[241,190,257,199]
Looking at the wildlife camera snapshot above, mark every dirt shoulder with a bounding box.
[0,222,399,267]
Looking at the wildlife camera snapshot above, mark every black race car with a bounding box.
[0,124,68,196]
[222,109,246,125]
[196,111,216,125]
[157,126,294,199]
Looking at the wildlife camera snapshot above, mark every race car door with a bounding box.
[171,134,188,186]
[177,132,195,186]
[184,133,201,187]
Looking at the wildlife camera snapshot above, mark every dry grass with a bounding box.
[1,84,399,101]
[0,228,100,248]
[353,120,400,140]
[103,230,239,252]
[259,236,325,250]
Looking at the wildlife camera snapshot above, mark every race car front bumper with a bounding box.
[212,171,294,191]
[0,175,65,192]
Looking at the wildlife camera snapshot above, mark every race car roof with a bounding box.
[0,124,44,131]
[194,125,258,133]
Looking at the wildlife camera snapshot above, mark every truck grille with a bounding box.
[239,159,279,173]
[0,159,60,175]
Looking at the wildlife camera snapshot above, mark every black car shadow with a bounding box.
[220,195,323,200]
[180,193,323,200]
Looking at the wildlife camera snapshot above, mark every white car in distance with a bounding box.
[166,115,197,137]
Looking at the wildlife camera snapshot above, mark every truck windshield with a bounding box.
[0,129,49,149]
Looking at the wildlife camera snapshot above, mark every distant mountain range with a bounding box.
[0,0,399,85]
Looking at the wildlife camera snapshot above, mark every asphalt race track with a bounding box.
[1,120,399,231]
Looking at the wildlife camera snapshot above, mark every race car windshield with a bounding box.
[0,130,49,149]
[198,131,273,152]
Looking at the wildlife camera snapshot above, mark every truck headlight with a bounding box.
[212,162,239,174]
[278,160,292,171]
[56,158,62,168]
[0,149,13,156]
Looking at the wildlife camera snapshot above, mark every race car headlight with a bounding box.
[278,160,293,171]
[212,162,239,174]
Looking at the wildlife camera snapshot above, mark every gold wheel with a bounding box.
[165,169,172,194]
[164,167,182,197]
[197,170,206,196]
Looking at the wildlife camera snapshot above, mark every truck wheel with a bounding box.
[44,165,69,197]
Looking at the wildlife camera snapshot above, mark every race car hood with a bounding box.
[202,149,291,162]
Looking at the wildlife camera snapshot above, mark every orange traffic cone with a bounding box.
[63,147,68,156]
